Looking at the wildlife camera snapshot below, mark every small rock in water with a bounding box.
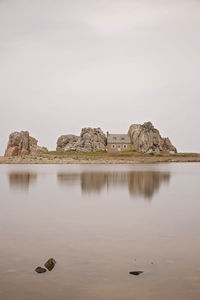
[129,271,144,276]
[35,267,47,273]
[44,258,56,271]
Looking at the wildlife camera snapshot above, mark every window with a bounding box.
[118,145,121,148]
[121,137,125,140]
[123,144,127,148]
[112,144,116,148]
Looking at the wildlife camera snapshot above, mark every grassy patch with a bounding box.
[96,150,107,153]
[122,149,137,153]
[44,151,62,155]
[149,152,155,156]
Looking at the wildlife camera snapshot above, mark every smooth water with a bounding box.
[0,163,200,300]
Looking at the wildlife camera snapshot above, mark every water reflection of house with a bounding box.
[58,171,170,200]
[127,172,170,199]
[107,132,132,152]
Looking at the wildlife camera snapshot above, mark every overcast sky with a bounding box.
[0,0,200,154]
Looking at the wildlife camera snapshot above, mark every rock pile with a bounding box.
[35,258,56,274]
[128,122,177,153]
[56,128,107,152]
[4,131,48,157]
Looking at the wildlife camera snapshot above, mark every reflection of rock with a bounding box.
[128,121,177,153]
[57,171,170,199]
[4,131,48,157]
[44,258,56,271]
[80,172,107,194]
[56,128,107,152]
[58,172,107,194]
[8,172,37,190]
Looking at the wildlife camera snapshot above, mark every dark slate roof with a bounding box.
[107,134,131,144]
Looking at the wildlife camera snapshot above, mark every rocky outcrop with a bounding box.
[128,122,177,153]
[56,128,107,152]
[75,128,107,152]
[29,136,48,155]
[4,131,48,157]
[56,135,79,152]
[4,131,30,156]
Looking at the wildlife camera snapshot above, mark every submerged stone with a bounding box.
[35,267,47,273]
[44,258,56,271]
[129,271,144,276]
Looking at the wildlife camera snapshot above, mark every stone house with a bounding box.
[107,132,132,152]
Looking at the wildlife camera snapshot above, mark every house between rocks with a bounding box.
[107,132,132,153]
[106,121,177,154]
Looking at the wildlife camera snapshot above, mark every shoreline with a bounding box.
[1,152,200,164]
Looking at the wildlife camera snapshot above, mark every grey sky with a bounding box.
[0,0,200,154]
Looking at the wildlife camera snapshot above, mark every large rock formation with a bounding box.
[75,128,107,152]
[4,131,48,157]
[128,122,177,153]
[56,128,107,152]
[56,135,79,152]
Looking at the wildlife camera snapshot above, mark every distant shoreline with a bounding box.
[1,152,200,164]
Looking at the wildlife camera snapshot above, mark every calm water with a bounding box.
[0,163,200,300]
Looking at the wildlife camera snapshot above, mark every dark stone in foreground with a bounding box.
[35,267,47,273]
[44,258,56,271]
[129,271,144,276]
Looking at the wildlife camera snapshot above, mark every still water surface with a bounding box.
[0,163,200,300]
